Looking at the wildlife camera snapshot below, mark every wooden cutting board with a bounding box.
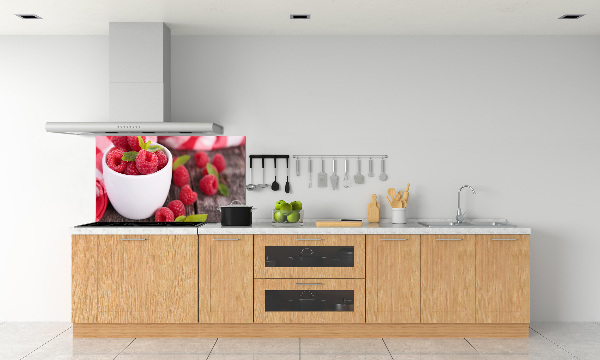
[315,220,363,227]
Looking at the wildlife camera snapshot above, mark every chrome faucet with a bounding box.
[456,185,476,224]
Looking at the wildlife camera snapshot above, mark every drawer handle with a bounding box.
[296,283,323,286]
[213,238,240,241]
[382,238,407,241]
[492,238,517,241]
[436,238,462,241]
[120,238,146,241]
[296,238,322,241]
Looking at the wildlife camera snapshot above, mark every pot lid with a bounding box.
[220,200,253,208]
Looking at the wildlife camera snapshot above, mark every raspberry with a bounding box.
[212,153,226,173]
[127,136,146,152]
[167,200,186,218]
[202,166,218,177]
[154,207,174,222]
[173,166,190,187]
[110,136,130,151]
[106,148,126,173]
[194,151,209,168]
[156,150,168,170]
[135,149,158,175]
[199,174,219,196]
[125,161,139,175]
[179,184,198,205]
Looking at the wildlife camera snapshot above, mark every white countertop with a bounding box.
[71,219,531,235]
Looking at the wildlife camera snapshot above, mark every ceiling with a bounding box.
[1,0,598,35]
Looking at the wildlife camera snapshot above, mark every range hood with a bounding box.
[46,22,223,135]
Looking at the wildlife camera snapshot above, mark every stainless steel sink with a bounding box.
[418,221,516,228]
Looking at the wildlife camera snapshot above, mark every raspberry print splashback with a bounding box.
[96,136,246,223]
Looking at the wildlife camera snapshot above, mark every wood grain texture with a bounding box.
[476,235,530,323]
[421,235,476,323]
[72,235,98,323]
[254,234,366,279]
[198,235,253,323]
[74,323,529,338]
[97,234,198,323]
[366,235,420,323]
[100,145,246,223]
[254,278,365,323]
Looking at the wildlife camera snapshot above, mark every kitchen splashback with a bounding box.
[96,136,245,223]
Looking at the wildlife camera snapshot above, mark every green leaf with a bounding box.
[174,215,186,222]
[146,145,164,153]
[218,183,229,196]
[121,151,138,162]
[137,136,145,150]
[144,139,152,150]
[185,214,207,222]
[172,155,190,170]
[205,163,219,181]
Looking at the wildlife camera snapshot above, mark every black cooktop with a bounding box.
[76,222,207,227]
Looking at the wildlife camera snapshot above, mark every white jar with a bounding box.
[392,208,407,224]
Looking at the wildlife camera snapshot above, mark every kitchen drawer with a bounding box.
[254,278,366,323]
[254,234,365,279]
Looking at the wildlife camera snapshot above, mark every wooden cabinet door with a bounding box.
[366,235,420,323]
[97,234,198,323]
[72,235,98,323]
[476,235,530,323]
[421,234,476,323]
[199,235,253,323]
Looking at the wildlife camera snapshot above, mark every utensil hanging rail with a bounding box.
[292,155,388,159]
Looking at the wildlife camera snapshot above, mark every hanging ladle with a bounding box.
[245,157,256,191]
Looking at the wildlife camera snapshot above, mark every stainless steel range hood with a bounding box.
[46,22,223,135]
[45,122,223,135]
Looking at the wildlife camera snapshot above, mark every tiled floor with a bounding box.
[0,322,599,360]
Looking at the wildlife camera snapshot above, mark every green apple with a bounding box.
[290,201,303,210]
[275,200,287,210]
[287,210,300,223]
[279,202,292,213]
[273,210,285,223]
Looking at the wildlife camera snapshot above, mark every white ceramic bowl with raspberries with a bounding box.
[102,143,172,220]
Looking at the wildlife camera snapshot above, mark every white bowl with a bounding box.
[102,143,172,220]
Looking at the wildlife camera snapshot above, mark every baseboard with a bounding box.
[73,323,529,338]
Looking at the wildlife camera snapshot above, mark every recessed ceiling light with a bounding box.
[559,14,585,19]
[15,14,42,19]
[290,14,310,20]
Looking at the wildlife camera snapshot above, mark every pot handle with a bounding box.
[230,200,243,205]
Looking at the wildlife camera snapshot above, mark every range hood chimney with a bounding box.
[46,22,223,135]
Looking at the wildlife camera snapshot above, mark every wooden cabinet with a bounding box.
[72,235,98,323]
[254,234,365,279]
[366,235,420,323]
[476,235,530,323]
[254,278,366,323]
[199,235,253,323]
[95,234,198,323]
[421,234,476,323]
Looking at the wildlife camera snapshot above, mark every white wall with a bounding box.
[0,36,107,321]
[1,35,599,321]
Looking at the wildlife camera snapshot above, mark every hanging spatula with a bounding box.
[354,158,365,184]
[318,159,327,188]
[330,159,339,190]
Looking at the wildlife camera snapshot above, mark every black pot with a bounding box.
[218,200,255,226]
